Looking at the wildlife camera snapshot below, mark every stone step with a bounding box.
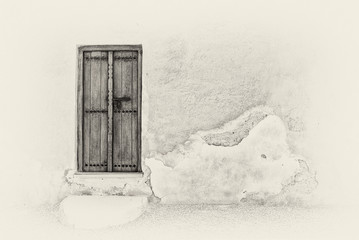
[59,196,148,229]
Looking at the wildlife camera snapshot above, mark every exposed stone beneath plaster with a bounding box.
[202,106,274,146]
[147,106,318,204]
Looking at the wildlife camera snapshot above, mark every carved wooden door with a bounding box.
[77,45,142,172]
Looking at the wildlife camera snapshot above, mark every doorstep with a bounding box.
[65,169,153,197]
[73,171,144,179]
[59,195,148,229]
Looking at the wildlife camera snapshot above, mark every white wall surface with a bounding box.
[0,0,358,207]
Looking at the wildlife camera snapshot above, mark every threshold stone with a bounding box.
[59,195,148,229]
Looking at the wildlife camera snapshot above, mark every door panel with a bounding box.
[83,51,108,172]
[78,46,141,173]
[113,51,138,172]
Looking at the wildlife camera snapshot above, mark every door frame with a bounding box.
[76,45,142,172]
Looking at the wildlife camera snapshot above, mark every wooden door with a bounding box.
[77,45,142,173]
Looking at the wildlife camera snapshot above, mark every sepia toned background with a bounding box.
[0,0,358,238]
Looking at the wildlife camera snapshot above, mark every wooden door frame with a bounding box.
[76,45,142,172]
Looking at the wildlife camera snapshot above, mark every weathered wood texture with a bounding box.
[113,51,139,172]
[137,50,142,172]
[107,51,114,172]
[78,46,142,173]
[83,51,108,172]
[77,50,84,171]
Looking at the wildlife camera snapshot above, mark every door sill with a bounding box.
[74,172,144,179]
[66,170,151,196]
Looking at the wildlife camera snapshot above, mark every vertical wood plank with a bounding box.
[132,51,138,171]
[120,52,133,172]
[137,49,142,172]
[77,50,84,171]
[100,52,108,171]
[89,52,102,171]
[83,52,91,172]
[107,51,113,172]
[113,51,122,170]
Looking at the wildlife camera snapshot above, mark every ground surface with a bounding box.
[2,203,358,240]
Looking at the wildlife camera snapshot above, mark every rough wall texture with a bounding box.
[202,106,273,147]
[2,32,311,207]
[146,107,317,204]
[0,1,330,208]
[143,34,310,155]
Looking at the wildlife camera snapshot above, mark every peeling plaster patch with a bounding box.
[147,107,317,204]
[201,106,274,146]
[242,158,318,206]
[284,107,306,132]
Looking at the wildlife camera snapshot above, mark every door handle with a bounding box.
[106,96,131,102]
[113,96,131,102]
[111,96,131,111]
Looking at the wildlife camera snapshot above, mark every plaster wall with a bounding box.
[1,0,358,207]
